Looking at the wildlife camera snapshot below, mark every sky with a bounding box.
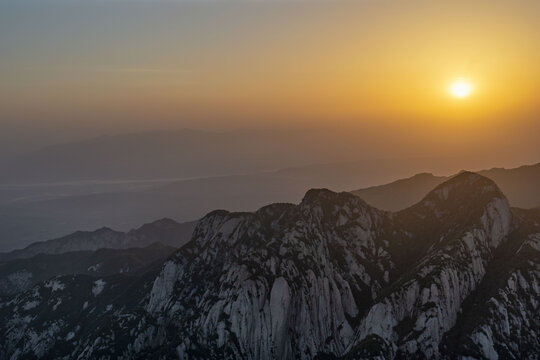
[1,0,539,166]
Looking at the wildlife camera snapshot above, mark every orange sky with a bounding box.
[0,0,539,164]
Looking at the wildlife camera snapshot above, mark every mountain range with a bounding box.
[352,163,540,211]
[0,218,196,297]
[1,172,538,359]
[0,218,196,263]
[2,157,539,252]
[0,130,467,252]
[3,128,525,252]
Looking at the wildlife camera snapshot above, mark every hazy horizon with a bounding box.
[1,0,539,249]
[1,0,539,168]
[1,2,539,357]
[0,127,538,182]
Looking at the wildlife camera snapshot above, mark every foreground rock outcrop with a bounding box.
[0,172,538,359]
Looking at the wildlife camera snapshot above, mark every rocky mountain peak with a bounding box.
[419,171,504,209]
[399,172,511,242]
[0,173,536,360]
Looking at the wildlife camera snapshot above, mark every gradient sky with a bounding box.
[1,0,539,165]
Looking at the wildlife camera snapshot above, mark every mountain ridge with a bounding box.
[0,172,538,359]
[352,162,540,211]
[0,218,196,263]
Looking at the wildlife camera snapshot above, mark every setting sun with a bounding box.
[1,0,540,358]
[450,79,473,98]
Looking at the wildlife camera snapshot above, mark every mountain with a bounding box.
[0,218,196,262]
[1,172,538,359]
[440,207,540,358]
[0,157,471,251]
[0,243,175,297]
[352,162,540,211]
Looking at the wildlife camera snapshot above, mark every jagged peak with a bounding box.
[397,171,511,232]
[188,188,380,253]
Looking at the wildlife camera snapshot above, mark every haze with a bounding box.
[0,0,539,166]
[2,2,540,357]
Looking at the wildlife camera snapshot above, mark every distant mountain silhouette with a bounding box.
[1,161,539,252]
[0,157,469,251]
[352,162,540,211]
[0,218,196,262]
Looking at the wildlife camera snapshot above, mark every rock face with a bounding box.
[0,172,539,359]
[146,188,394,360]
[440,208,540,360]
[349,173,513,359]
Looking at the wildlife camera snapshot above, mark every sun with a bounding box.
[449,79,473,98]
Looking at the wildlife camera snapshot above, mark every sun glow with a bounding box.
[450,79,473,98]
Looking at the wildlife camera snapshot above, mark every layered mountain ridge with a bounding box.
[0,218,196,262]
[0,218,196,297]
[0,172,538,359]
[352,163,540,211]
